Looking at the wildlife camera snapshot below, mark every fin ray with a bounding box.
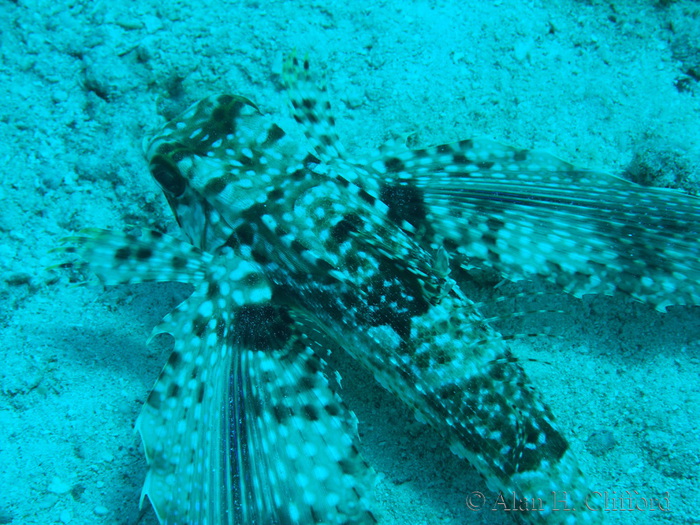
[56,228,212,286]
[282,54,346,162]
[371,138,700,310]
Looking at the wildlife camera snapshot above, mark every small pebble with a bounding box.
[60,509,72,523]
[342,87,366,109]
[39,495,59,510]
[48,477,72,495]
[52,89,69,103]
[40,168,63,190]
[586,429,617,457]
[93,505,108,516]
[114,16,143,30]
[142,15,163,33]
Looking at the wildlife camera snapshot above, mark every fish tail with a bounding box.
[339,294,603,524]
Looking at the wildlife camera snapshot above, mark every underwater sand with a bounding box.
[1,0,699,523]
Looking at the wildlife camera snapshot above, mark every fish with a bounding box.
[57,54,700,524]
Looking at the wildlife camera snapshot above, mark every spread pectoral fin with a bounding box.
[141,299,376,524]
[371,138,700,310]
[58,228,375,523]
[227,308,376,525]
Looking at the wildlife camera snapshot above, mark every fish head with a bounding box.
[144,94,311,251]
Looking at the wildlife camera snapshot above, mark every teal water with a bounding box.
[1,1,699,524]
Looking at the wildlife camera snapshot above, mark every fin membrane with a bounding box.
[282,54,346,162]
[141,299,376,524]
[304,290,602,524]
[56,228,213,285]
[370,138,700,310]
[60,228,374,524]
[226,308,376,524]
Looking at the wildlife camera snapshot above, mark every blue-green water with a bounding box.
[1,1,699,524]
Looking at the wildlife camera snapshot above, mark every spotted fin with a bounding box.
[142,301,376,525]
[370,138,700,311]
[301,284,602,524]
[226,307,376,525]
[59,230,375,524]
[57,228,213,285]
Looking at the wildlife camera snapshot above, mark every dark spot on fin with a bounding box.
[486,217,506,231]
[204,177,227,196]
[380,183,427,228]
[325,403,341,416]
[263,124,286,147]
[150,156,187,197]
[331,214,363,243]
[303,153,321,167]
[384,157,406,173]
[267,188,284,201]
[303,404,320,421]
[168,351,182,369]
[233,305,292,350]
[147,390,161,409]
[515,420,569,474]
[358,189,376,205]
[235,223,255,246]
[115,247,131,261]
[273,404,289,424]
[167,383,180,398]
[513,149,528,161]
[136,247,153,260]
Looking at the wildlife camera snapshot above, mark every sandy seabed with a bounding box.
[1,0,699,524]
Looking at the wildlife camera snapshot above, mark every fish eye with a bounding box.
[150,156,187,198]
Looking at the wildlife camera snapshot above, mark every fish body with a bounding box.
[59,55,700,524]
